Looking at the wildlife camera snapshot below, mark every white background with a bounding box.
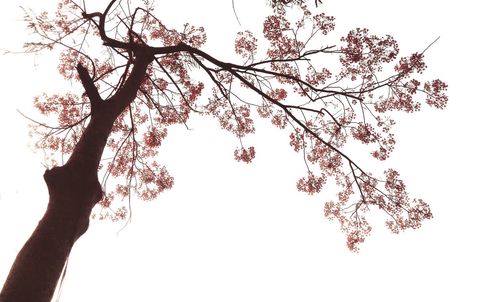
[1,0,499,301]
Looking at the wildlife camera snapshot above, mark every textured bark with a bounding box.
[0,54,153,302]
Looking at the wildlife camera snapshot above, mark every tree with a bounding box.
[0,0,447,301]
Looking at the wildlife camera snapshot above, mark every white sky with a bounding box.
[1,0,499,301]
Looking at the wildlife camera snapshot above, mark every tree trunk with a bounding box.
[0,54,153,302]
[0,165,103,302]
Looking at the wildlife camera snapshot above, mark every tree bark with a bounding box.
[0,165,103,302]
[0,54,153,302]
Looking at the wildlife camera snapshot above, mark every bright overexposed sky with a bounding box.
[1,1,499,301]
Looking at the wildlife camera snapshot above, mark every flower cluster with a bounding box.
[264,14,304,59]
[394,53,427,76]
[340,28,399,81]
[424,79,448,109]
[148,21,207,48]
[312,13,335,35]
[235,31,258,59]
[205,93,255,138]
[296,172,326,195]
[234,146,256,163]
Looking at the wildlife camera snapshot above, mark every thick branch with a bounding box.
[66,55,154,175]
[185,47,366,175]
[153,43,362,102]
[229,68,366,173]
[76,63,102,109]
[108,54,154,114]
[81,1,132,50]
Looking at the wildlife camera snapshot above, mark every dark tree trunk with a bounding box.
[0,54,153,302]
[0,165,103,302]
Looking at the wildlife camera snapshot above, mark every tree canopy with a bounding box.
[23,0,446,251]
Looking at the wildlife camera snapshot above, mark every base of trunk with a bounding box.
[0,165,102,302]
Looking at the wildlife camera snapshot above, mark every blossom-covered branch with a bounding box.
[25,0,447,251]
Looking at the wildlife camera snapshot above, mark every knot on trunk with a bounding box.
[43,165,103,239]
[44,165,103,204]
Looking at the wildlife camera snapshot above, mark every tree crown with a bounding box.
[24,0,447,251]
